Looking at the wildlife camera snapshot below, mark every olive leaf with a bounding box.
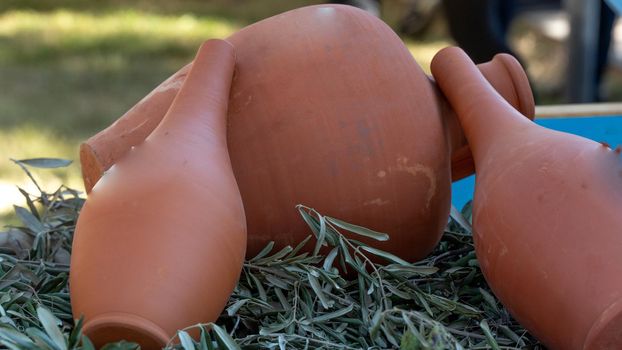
[13,158,73,169]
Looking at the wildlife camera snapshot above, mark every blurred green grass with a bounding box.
[0,3,268,185]
[0,9,237,136]
[0,0,448,216]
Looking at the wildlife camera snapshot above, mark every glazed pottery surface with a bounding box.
[80,5,534,261]
[432,46,622,350]
[70,40,246,348]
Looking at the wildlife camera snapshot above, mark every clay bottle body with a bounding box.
[432,47,622,350]
[79,5,533,262]
[70,40,246,348]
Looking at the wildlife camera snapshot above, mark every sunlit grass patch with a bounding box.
[0,9,237,63]
[0,61,185,136]
[0,8,240,141]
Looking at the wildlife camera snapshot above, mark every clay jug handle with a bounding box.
[449,53,535,180]
[432,47,534,164]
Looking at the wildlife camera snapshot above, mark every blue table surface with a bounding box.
[451,115,622,210]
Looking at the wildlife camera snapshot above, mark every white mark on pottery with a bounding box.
[377,170,386,178]
[131,65,190,111]
[244,95,253,107]
[363,198,390,206]
[317,6,337,16]
[151,78,184,96]
[389,156,437,208]
[127,78,184,117]
[499,245,508,257]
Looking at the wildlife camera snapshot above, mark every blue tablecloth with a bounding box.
[451,115,622,209]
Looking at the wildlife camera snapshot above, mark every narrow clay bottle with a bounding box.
[79,5,534,262]
[431,46,622,350]
[70,40,246,348]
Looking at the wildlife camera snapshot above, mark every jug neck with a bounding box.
[441,53,535,180]
[432,47,536,167]
[151,40,236,145]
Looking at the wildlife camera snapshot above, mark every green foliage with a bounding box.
[0,160,542,349]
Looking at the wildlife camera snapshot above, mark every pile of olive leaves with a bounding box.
[0,159,542,349]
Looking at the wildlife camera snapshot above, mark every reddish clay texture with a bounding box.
[80,64,191,192]
[432,46,622,350]
[79,5,533,261]
[70,40,246,348]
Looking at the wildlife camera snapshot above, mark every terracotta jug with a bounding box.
[80,5,534,261]
[431,46,622,350]
[70,40,246,348]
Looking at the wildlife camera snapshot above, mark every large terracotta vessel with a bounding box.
[70,40,246,348]
[431,47,622,350]
[80,5,534,261]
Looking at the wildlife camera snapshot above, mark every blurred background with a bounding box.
[2,0,622,218]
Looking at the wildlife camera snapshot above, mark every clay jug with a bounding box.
[80,5,534,261]
[70,40,246,348]
[431,46,622,350]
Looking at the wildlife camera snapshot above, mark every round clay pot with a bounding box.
[70,40,246,348]
[79,5,533,261]
[431,46,622,350]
